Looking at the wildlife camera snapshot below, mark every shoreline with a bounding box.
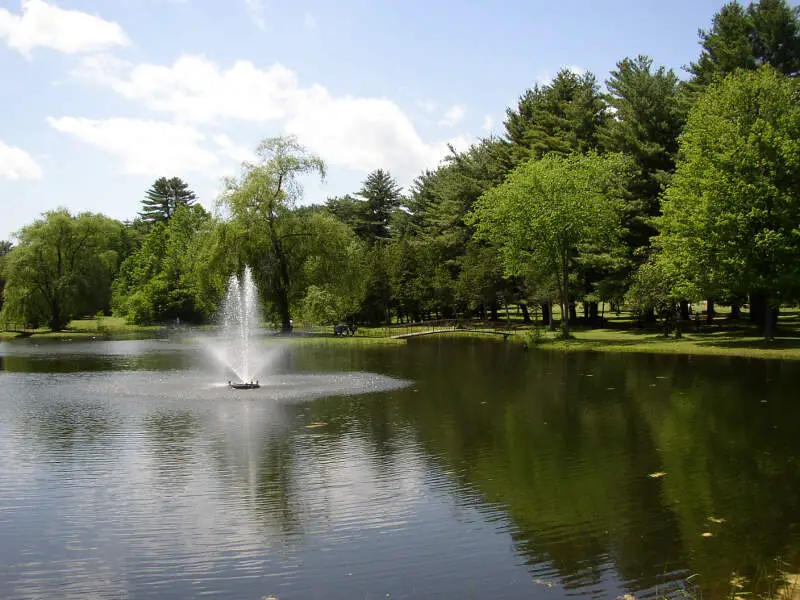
[4,318,800,361]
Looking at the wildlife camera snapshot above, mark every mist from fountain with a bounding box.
[204,266,279,384]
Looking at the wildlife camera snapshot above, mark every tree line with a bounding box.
[2,0,799,340]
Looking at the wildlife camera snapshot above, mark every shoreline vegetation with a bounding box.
[3,1,800,367]
[4,308,800,361]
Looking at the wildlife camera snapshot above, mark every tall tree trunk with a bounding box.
[490,301,499,322]
[265,196,293,334]
[680,300,690,321]
[541,302,551,327]
[49,300,64,331]
[569,302,577,322]
[589,302,599,320]
[520,302,531,324]
[750,293,765,325]
[561,256,570,337]
[730,302,741,320]
[706,298,715,325]
[763,297,775,341]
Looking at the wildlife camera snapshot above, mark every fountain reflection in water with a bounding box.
[207,266,278,384]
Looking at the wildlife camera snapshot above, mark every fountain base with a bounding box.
[228,381,260,390]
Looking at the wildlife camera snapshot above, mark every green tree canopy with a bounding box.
[655,66,800,339]
[500,68,607,167]
[601,55,685,221]
[1,210,125,330]
[356,169,403,243]
[688,0,800,90]
[112,204,213,324]
[218,136,326,333]
[139,177,198,226]
[468,152,630,336]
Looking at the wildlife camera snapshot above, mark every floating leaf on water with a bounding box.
[708,517,726,524]
[701,532,713,537]
[305,422,328,428]
[648,472,666,479]
[617,594,636,600]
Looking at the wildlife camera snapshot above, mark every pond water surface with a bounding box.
[1,337,800,599]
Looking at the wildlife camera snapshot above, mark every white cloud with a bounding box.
[303,11,316,30]
[73,54,464,180]
[46,117,219,176]
[0,0,128,56]
[0,140,43,180]
[482,114,494,132]
[417,99,437,113]
[212,134,256,164]
[244,0,265,29]
[438,104,465,127]
[74,54,296,124]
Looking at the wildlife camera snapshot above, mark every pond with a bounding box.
[1,337,799,599]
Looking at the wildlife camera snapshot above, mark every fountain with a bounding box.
[213,266,265,389]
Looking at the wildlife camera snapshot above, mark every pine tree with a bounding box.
[356,170,403,243]
[139,177,197,226]
[500,68,607,167]
[688,0,800,92]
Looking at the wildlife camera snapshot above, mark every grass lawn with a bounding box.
[0,316,162,340]
[527,327,800,360]
[4,308,800,361]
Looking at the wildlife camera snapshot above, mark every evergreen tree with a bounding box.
[500,68,607,167]
[139,177,198,226]
[356,169,403,243]
[601,56,685,221]
[688,0,800,92]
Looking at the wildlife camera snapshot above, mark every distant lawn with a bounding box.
[519,326,800,361]
[4,308,800,361]
[0,316,162,340]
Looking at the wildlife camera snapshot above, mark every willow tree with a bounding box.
[218,136,325,333]
[468,152,630,337]
[1,210,124,330]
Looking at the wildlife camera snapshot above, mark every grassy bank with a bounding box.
[0,316,162,340]
[5,313,800,361]
[524,327,800,361]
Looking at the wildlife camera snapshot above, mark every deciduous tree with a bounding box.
[1,210,125,330]
[469,153,630,337]
[656,67,800,339]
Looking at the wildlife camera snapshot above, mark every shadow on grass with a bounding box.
[694,335,800,350]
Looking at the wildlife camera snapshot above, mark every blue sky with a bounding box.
[0,0,729,240]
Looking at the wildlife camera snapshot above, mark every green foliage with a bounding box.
[600,55,685,221]
[357,169,403,243]
[139,177,197,227]
[0,240,12,313]
[113,204,213,324]
[218,135,326,332]
[500,68,607,167]
[1,210,125,330]
[688,0,800,91]
[469,152,631,335]
[296,212,368,325]
[655,67,800,338]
